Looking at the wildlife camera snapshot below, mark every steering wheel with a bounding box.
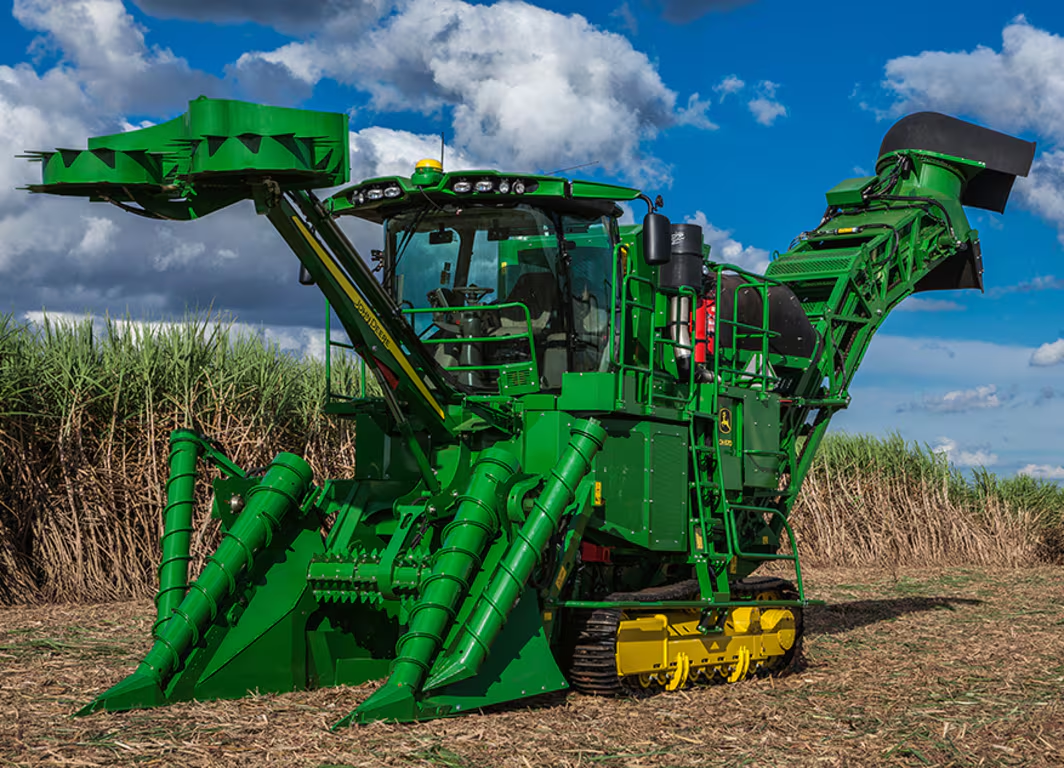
[451,285,494,305]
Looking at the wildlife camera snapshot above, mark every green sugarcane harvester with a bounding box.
[24,97,1034,725]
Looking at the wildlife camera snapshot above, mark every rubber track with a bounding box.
[566,576,802,696]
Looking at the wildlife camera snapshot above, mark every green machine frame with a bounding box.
[24,98,1035,724]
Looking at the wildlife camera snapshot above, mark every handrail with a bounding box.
[400,302,539,393]
[723,502,806,601]
[616,275,698,411]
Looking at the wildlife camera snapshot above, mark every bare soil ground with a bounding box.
[1,566,1062,768]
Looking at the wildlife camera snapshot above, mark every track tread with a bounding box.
[565,576,803,696]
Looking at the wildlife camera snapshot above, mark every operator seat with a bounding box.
[496,270,565,388]
[497,271,557,332]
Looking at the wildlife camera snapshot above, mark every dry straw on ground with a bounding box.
[2,566,1063,767]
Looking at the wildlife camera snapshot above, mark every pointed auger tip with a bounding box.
[74,699,104,718]
[335,682,420,727]
[73,672,167,716]
[422,660,474,693]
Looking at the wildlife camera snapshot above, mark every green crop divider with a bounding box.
[154,430,247,635]
[345,447,521,725]
[425,418,607,691]
[154,430,202,635]
[80,452,313,715]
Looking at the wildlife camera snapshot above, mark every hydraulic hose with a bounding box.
[425,418,607,690]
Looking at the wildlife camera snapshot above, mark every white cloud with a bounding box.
[878,16,1064,139]
[152,234,207,272]
[1014,151,1064,244]
[1019,464,1064,480]
[747,80,787,126]
[714,74,745,101]
[896,297,964,312]
[350,127,477,181]
[261,324,329,361]
[903,384,1010,413]
[235,0,714,184]
[990,272,1064,295]
[1031,338,1064,367]
[685,211,769,273]
[14,0,217,112]
[72,216,118,258]
[610,2,638,35]
[932,437,999,468]
[677,93,719,130]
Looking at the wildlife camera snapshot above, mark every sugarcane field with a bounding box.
[2,1,1064,766]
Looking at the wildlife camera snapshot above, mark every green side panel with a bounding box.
[717,396,742,491]
[350,414,423,483]
[742,394,781,489]
[520,410,568,474]
[593,420,649,548]
[647,426,688,550]
[590,420,687,551]
[196,525,324,688]
[557,371,616,411]
[824,176,877,206]
[167,524,324,703]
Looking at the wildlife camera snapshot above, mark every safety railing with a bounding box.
[708,266,783,395]
[401,302,539,395]
[614,273,696,412]
[723,502,806,601]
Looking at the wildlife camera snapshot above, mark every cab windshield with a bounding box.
[385,203,615,390]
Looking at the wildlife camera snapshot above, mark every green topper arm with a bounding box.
[24,96,462,439]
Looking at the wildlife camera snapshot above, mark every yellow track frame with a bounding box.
[615,606,796,688]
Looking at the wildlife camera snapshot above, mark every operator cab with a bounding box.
[385,202,616,390]
[336,163,626,393]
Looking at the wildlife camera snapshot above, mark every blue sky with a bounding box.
[0,0,1060,478]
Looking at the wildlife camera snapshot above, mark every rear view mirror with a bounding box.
[643,212,671,266]
[430,229,455,245]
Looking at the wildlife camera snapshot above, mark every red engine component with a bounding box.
[580,542,612,564]
[694,296,716,364]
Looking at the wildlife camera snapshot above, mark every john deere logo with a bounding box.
[719,407,733,434]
